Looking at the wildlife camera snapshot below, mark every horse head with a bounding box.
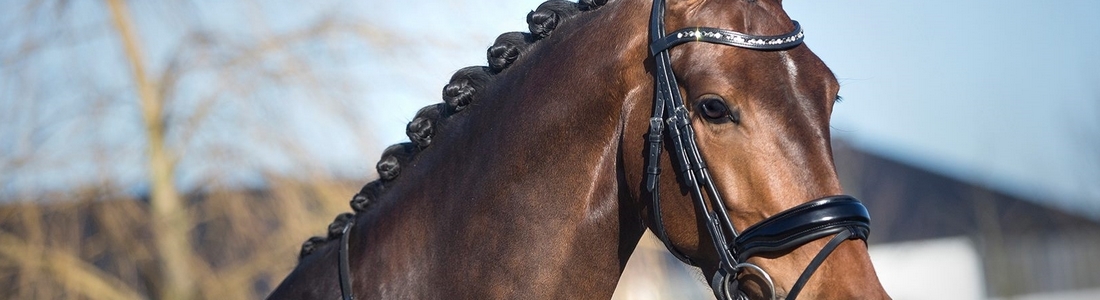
[618,0,890,299]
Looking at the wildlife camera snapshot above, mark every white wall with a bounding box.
[869,237,986,300]
[613,234,988,300]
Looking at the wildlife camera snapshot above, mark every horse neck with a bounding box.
[346,4,652,299]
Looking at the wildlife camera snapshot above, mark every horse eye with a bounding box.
[699,98,730,120]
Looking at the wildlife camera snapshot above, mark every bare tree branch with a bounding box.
[105,0,195,299]
[2,0,401,298]
[0,231,144,300]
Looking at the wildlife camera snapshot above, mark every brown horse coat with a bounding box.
[270,0,890,299]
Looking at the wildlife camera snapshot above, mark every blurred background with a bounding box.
[1,0,1097,299]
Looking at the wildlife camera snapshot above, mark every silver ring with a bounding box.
[717,272,734,300]
[734,262,777,300]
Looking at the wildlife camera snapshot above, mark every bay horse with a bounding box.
[269,0,890,299]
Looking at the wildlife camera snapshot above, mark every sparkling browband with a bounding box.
[677,27,804,46]
[650,21,805,54]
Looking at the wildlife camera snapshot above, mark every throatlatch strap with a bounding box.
[338,221,355,300]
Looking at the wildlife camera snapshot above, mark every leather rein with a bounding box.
[643,0,871,299]
[333,1,871,299]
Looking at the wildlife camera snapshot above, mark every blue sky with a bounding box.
[358,0,1100,219]
[2,0,1097,219]
[788,1,1100,218]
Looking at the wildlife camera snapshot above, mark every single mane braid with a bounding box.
[350,180,384,213]
[579,0,608,10]
[441,66,493,112]
[406,103,446,149]
[326,213,355,239]
[298,236,327,261]
[488,32,535,73]
[527,0,582,40]
[376,142,418,182]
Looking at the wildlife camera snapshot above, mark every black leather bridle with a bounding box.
[333,1,870,300]
[644,0,871,299]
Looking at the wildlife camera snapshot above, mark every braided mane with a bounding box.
[297,0,609,261]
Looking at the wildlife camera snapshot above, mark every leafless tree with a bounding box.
[0,0,402,298]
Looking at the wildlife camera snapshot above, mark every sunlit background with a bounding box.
[2,0,1097,299]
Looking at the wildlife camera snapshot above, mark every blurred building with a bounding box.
[613,140,1100,299]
